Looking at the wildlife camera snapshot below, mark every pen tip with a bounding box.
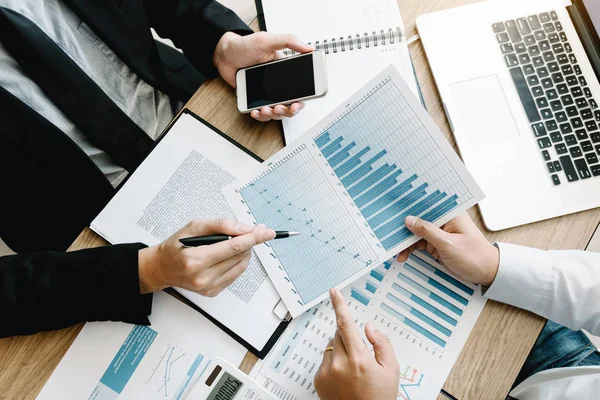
[289,232,301,236]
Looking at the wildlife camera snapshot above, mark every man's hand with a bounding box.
[314,289,399,400]
[397,214,500,286]
[138,219,275,296]
[213,31,314,122]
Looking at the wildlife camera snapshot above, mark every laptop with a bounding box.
[417,0,600,231]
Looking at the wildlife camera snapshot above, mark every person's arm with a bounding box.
[397,214,600,336]
[142,0,252,79]
[1,243,152,337]
[485,243,600,336]
[1,220,275,338]
[142,1,314,122]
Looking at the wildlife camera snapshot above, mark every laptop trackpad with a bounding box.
[449,75,520,145]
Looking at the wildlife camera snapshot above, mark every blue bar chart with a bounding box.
[350,287,371,306]
[255,251,486,400]
[376,253,476,349]
[349,258,396,305]
[313,78,472,251]
[370,269,385,282]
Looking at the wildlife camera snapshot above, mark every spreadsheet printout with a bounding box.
[225,66,484,317]
[251,254,487,400]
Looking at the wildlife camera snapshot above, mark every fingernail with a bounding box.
[236,223,253,233]
[365,322,374,331]
[329,288,336,298]
[405,216,416,227]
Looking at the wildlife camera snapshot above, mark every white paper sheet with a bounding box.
[224,66,485,317]
[37,292,247,400]
[252,254,487,400]
[261,0,405,44]
[91,113,283,351]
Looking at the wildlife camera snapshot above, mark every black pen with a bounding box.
[179,231,301,247]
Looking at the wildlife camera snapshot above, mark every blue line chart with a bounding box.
[145,344,189,398]
[239,150,378,303]
[400,373,424,400]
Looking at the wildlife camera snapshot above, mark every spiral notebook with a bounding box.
[256,0,423,143]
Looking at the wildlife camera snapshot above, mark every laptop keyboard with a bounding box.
[493,11,600,185]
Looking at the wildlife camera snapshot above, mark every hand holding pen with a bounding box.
[139,220,297,297]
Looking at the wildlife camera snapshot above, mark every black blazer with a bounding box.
[0,0,251,337]
[0,0,252,253]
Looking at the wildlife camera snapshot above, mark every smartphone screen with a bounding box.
[246,54,315,109]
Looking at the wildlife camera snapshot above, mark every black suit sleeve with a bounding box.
[0,244,153,338]
[143,0,253,79]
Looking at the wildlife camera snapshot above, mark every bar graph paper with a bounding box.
[314,77,471,251]
[227,66,483,316]
[253,253,487,400]
[375,253,476,350]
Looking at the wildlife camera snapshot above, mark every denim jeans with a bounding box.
[514,320,600,387]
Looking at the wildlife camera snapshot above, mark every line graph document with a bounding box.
[37,292,247,400]
[251,253,486,400]
[224,66,484,317]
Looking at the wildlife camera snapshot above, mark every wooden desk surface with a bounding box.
[2,0,600,399]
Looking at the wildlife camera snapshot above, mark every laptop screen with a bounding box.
[581,0,600,38]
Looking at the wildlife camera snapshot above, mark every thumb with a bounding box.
[405,216,450,249]
[258,33,314,53]
[365,322,398,369]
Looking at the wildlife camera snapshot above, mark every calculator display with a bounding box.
[207,372,243,400]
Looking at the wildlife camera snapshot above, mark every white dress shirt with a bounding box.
[485,243,600,399]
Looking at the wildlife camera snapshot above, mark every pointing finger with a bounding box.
[329,288,365,357]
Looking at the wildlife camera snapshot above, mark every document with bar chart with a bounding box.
[225,65,484,317]
[252,253,486,400]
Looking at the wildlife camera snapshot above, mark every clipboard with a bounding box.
[92,109,290,358]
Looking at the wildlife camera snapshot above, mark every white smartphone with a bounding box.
[236,51,328,113]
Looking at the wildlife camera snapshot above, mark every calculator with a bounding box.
[186,358,275,400]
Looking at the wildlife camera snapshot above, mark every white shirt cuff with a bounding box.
[484,242,554,313]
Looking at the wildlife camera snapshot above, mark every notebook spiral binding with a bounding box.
[283,27,405,56]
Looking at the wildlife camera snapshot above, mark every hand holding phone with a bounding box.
[236,51,328,117]
[214,32,317,121]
